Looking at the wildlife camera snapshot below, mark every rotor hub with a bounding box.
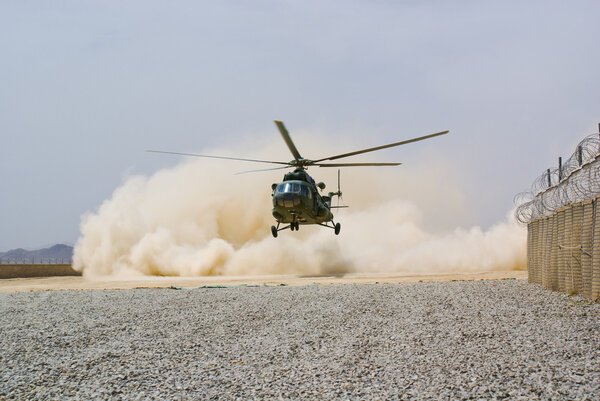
[290,158,312,168]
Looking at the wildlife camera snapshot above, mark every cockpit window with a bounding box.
[276,183,291,193]
[276,182,311,198]
[301,185,311,198]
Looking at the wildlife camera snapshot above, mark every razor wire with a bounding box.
[515,131,600,224]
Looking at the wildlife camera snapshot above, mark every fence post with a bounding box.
[558,157,563,181]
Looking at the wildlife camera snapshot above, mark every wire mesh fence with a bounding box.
[516,124,600,299]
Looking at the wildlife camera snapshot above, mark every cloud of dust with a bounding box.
[73,138,526,277]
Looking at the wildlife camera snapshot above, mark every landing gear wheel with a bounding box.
[290,223,295,231]
[294,222,300,231]
[271,226,278,238]
[334,222,341,235]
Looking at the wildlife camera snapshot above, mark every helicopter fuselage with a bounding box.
[271,179,333,225]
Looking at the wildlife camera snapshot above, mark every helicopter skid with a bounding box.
[318,221,342,235]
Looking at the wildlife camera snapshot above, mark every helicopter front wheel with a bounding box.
[271,226,278,238]
[334,222,341,235]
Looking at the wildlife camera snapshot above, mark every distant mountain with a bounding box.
[0,244,73,262]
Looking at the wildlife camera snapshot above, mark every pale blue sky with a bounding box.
[1,0,599,250]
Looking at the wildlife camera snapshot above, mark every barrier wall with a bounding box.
[0,264,81,279]
[527,195,600,300]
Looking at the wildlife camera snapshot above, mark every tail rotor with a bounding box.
[337,169,342,207]
[329,169,347,209]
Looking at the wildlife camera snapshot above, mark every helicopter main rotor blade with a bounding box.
[234,166,292,175]
[145,150,290,165]
[315,162,402,167]
[274,121,303,161]
[312,130,449,163]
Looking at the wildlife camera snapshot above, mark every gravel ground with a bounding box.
[1,279,599,400]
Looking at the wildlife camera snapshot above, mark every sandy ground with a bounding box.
[0,270,527,292]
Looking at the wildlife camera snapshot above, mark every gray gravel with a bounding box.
[1,279,599,400]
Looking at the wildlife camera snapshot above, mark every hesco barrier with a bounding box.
[517,125,600,299]
[527,196,600,300]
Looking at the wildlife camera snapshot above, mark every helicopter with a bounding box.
[147,121,449,238]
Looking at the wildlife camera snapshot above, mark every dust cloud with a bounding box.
[73,139,526,277]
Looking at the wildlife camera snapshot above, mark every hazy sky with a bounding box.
[1,0,599,250]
